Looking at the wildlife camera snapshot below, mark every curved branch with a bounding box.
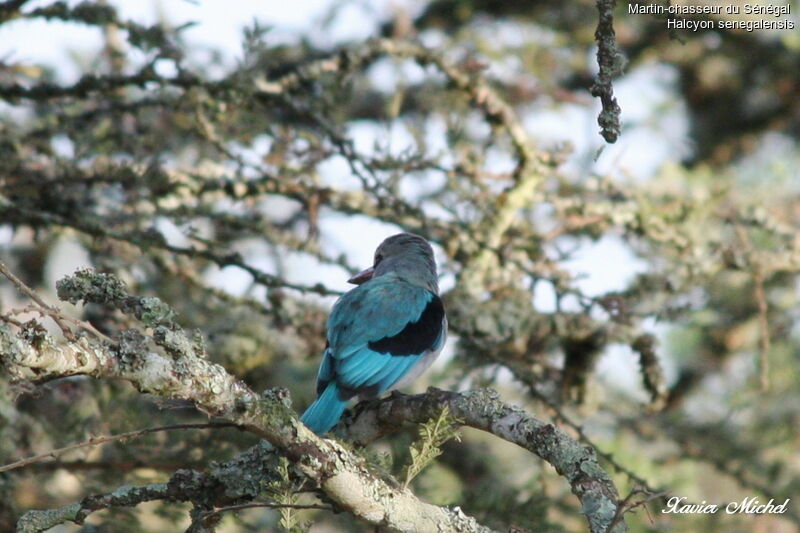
[340,388,628,533]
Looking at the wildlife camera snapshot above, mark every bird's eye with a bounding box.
[374,253,384,266]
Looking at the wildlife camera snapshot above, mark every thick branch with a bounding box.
[0,322,495,533]
[341,388,628,533]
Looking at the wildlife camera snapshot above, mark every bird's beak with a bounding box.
[347,266,374,285]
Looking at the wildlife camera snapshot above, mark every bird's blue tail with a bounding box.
[300,382,348,434]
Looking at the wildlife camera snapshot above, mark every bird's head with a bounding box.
[348,233,438,293]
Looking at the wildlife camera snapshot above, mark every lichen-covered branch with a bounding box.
[2,327,496,532]
[16,483,170,533]
[341,388,628,533]
[590,0,623,143]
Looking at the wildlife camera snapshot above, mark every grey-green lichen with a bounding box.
[0,323,26,363]
[578,452,607,479]
[16,504,81,533]
[115,330,149,370]
[56,269,177,329]
[56,268,129,306]
[153,325,195,359]
[136,297,176,328]
[209,441,281,500]
[580,492,618,532]
[17,482,170,532]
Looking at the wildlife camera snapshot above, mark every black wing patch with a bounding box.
[315,340,331,396]
[368,295,445,356]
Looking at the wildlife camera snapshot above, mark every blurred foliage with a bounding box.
[0,0,799,532]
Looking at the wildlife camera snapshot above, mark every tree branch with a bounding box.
[0,423,238,474]
[590,0,623,143]
[16,483,170,533]
[341,388,628,533]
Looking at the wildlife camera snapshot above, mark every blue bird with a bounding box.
[301,233,447,434]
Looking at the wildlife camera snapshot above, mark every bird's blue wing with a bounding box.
[319,277,445,399]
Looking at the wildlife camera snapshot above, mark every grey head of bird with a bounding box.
[348,233,439,294]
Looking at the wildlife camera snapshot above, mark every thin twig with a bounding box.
[605,488,668,533]
[0,261,115,344]
[0,261,74,339]
[733,224,771,391]
[752,269,770,391]
[201,501,332,521]
[0,422,239,473]
[492,355,663,495]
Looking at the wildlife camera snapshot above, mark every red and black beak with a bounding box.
[347,266,374,285]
